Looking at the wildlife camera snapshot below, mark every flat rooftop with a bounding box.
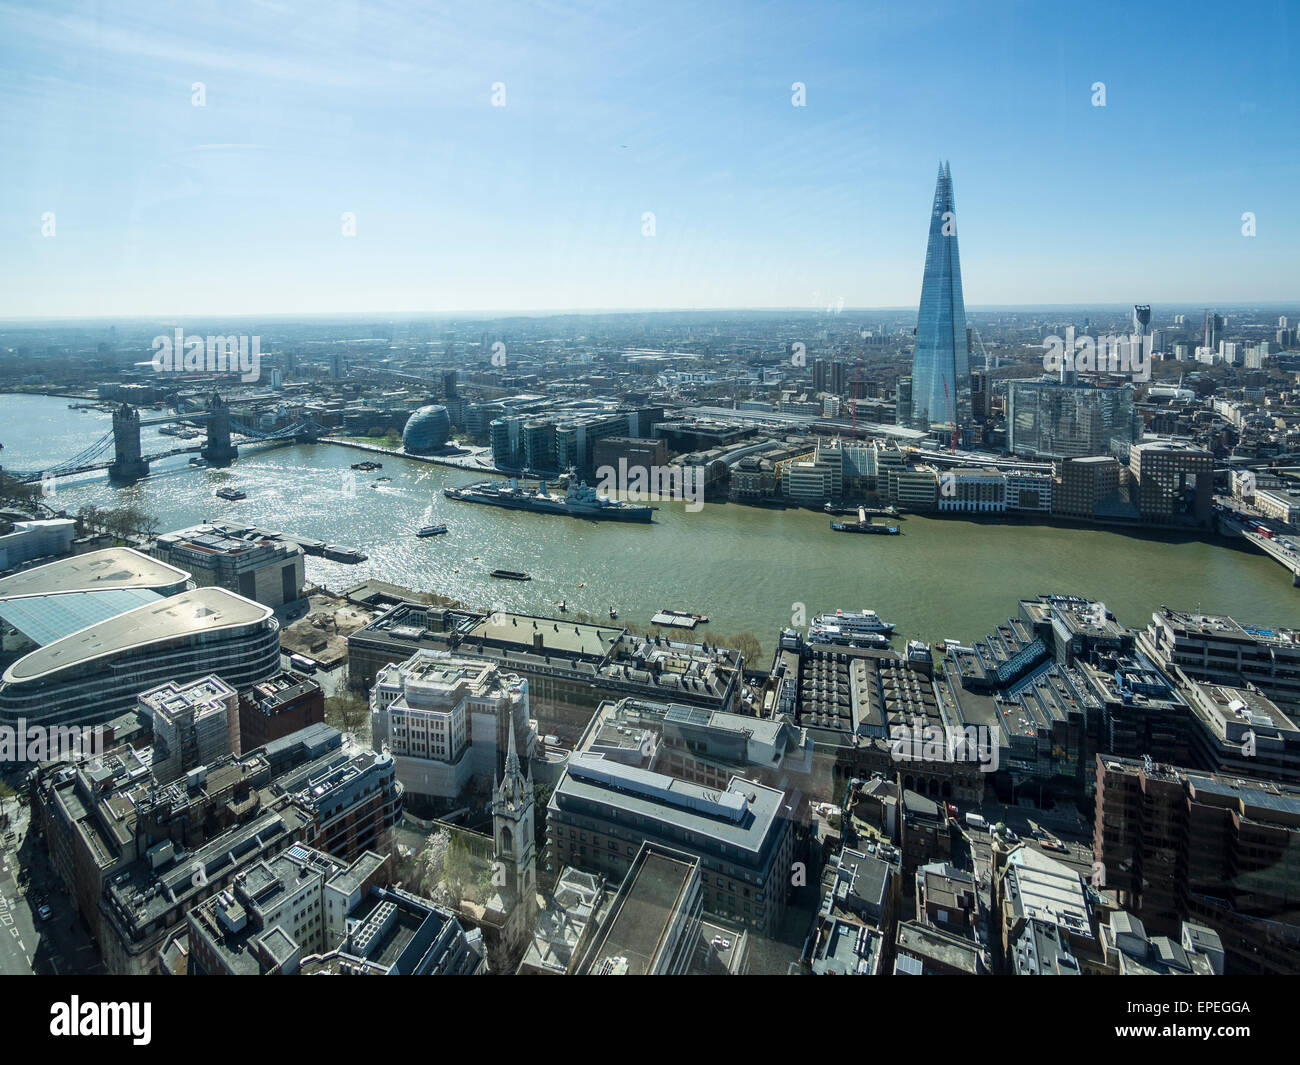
[3,586,271,683]
[0,547,188,597]
[583,849,696,975]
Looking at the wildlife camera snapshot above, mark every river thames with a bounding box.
[3,393,1295,655]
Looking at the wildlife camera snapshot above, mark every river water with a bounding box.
[3,393,1294,655]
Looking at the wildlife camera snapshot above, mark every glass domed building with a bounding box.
[402,404,451,453]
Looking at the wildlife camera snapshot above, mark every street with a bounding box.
[0,790,104,975]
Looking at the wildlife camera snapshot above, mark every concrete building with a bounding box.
[1255,485,1300,524]
[0,518,76,571]
[184,845,484,975]
[349,604,742,734]
[139,676,239,784]
[369,650,536,801]
[1051,455,1122,520]
[999,846,1098,975]
[1137,607,1300,715]
[151,524,305,608]
[548,751,799,936]
[1128,440,1213,526]
[572,843,703,976]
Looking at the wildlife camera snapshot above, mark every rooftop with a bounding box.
[3,586,272,684]
[0,547,189,598]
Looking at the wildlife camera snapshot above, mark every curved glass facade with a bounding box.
[402,405,451,453]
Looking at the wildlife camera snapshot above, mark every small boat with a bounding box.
[189,456,210,467]
[609,606,618,619]
[215,487,246,501]
[558,600,568,612]
[490,569,531,581]
[660,609,709,624]
[417,524,448,537]
[831,521,900,535]
[351,460,383,471]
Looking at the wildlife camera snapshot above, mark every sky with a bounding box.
[1,0,1297,318]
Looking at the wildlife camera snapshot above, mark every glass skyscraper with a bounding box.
[910,162,971,438]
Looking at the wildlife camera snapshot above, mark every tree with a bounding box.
[324,691,369,734]
[0,472,39,506]
[719,631,764,663]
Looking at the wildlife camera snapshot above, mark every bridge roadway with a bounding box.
[19,434,297,483]
[1216,499,1300,587]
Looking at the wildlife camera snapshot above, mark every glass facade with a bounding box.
[911,162,971,436]
[402,404,451,453]
[1007,381,1140,459]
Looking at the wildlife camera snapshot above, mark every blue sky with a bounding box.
[1,0,1296,317]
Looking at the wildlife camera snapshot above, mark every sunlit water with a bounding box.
[3,393,1295,655]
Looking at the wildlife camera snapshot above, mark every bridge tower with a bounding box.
[109,404,149,481]
[201,392,239,465]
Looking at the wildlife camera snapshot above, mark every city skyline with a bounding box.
[3,0,1297,319]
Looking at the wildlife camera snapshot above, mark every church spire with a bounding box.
[505,719,520,779]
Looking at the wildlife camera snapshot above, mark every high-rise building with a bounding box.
[910,162,970,438]
[1007,381,1140,460]
[1203,311,1224,351]
[895,376,912,427]
[1132,305,1151,335]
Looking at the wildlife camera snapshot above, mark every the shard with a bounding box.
[910,161,970,440]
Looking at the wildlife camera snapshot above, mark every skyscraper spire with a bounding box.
[910,161,971,443]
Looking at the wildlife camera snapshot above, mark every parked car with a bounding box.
[37,903,52,922]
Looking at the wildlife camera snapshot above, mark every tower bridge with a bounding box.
[8,394,325,483]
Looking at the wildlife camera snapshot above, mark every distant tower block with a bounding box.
[109,404,149,481]
[201,392,238,465]
[1133,305,1151,335]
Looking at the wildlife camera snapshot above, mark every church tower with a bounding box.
[492,725,536,904]
[482,725,536,971]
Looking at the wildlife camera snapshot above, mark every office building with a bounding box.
[572,843,703,976]
[349,604,742,732]
[1051,456,1122,520]
[238,670,325,754]
[369,650,536,801]
[548,752,798,936]
[1007,381,1140,460]
[0,581,280,731]
[1128,440,1213,525]
[151,524,304,608]
[1137,607,1300,714]
[401,404,451,453]
[0,518,76,571]
[184,845,484,975]
[909,162,971,437]
[1094,755,1300,974]
[140,676,239,785]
